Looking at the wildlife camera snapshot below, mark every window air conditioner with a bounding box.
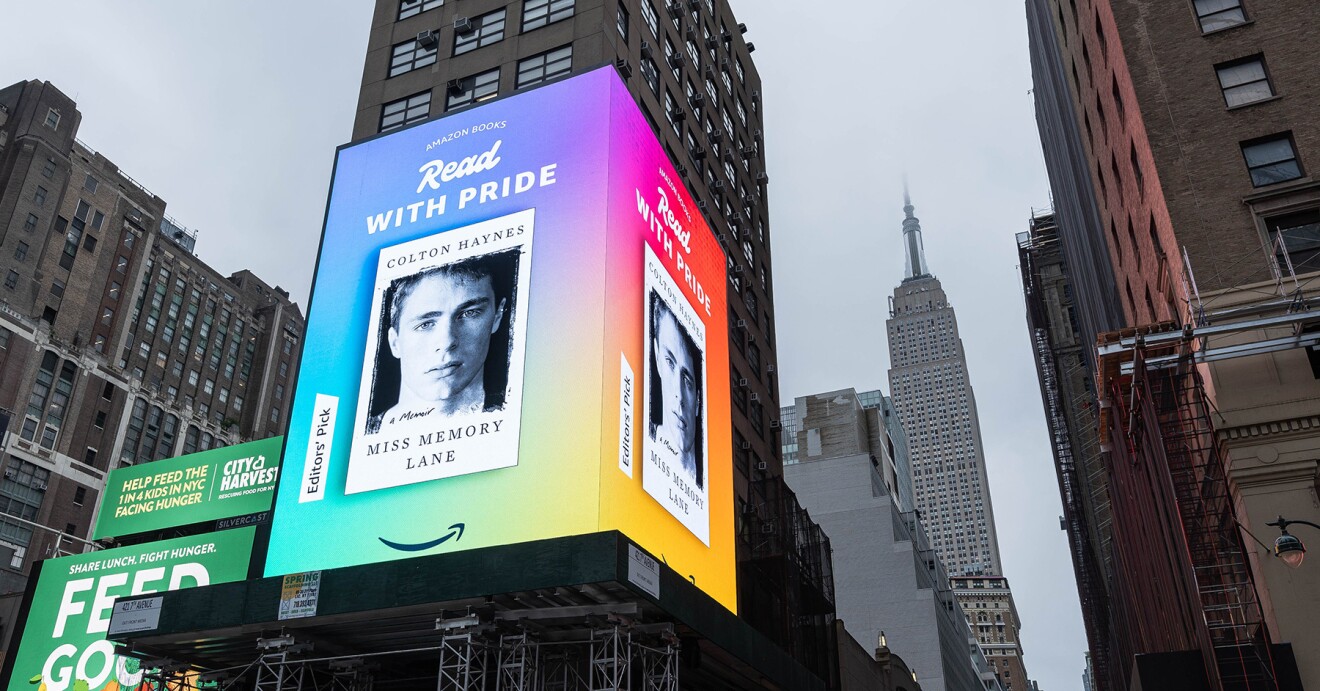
[738,378,748,387]
[417,30,440,48]
[709,127,724,142]
[749,392,760,402]
[756,171,769,183]
[446,79,466,94]
[740,441,752,450]
[756,461,768,470]
[453,17,474,35]
[615,59,632,79]
[769,420,781,429]
[641,42,653,59]
[736,319,747,328]
[666,53,685,69]
[761,524,775,534]
[738,22,748,34]
[746,42,756,53]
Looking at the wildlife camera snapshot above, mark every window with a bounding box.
[617,4,629,42]
[74,487,86,506]
[379,90,432,133]
[447,68,500,111]
[34,186,47,206]
[4,271,17,290]
[50,280,64,299]
[517,45,573,88]
[22,213,37,233]
[640,0,658,36]
[454,9,506,55]
[522,0,574,31]
[641,57,659,94]
[686,39,700,67]
[204,378,215,395]
[389,38,438,77]
[1268,209,1320,275]
[1241,134,1303,187]
[84,174,98,193]
[43,108,60,129]
[14,242,28,262]
[41,158,56,179]
[398,0,442,19]
[1193,0,1246,32]
[1216,56,1273,107]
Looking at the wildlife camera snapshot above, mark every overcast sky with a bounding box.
[3,1,1085,688]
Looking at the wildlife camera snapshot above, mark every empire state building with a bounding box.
[885,192,1003,577]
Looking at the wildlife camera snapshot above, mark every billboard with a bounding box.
[92,437,282,540]
[5,528,256,691]
[265,67,735,610]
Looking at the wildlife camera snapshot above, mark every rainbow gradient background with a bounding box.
[265,67,735,612]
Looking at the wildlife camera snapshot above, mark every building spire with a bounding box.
[902,182,930,280]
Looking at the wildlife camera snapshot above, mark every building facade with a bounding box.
[1025,0,1320,686]
[951,575,1030,691]
[782,388,1002,691]
[0,79,303,650]
[346,0,839,675]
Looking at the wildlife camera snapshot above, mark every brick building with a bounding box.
[1025,0,1320,687]
[343,0,838,674]
[0,79,303,649]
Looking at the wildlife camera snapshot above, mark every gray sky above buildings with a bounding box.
[3,1,1086,688]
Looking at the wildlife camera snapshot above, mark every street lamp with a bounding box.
[1266,516,1320,569]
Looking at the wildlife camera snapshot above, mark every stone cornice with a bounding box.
[1218,414,1320,442]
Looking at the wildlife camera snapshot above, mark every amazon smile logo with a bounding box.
[379,523,466,552]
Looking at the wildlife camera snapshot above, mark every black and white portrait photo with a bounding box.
[346,209,535,495]
[642,244,710,545]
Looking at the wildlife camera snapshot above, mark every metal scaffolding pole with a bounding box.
[589,627,630,691]
[496,632,538,691]
[438,632,489,691]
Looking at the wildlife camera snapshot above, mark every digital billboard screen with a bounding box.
[93,437,282,540]
[4,528,256,691]
[265,67,734,611]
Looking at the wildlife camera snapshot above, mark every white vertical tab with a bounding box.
[300,394,338,503]
[619,354,636,478]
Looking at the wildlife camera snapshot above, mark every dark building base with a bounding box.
[107,531,825,690]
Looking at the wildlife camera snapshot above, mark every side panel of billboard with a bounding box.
[264,70,615,574]
[597,77,735,610]
[93,437,283,540]
[5,528,256,691]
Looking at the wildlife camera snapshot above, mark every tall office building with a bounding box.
[885,193,1002,578]
[0,80,303,649]
[349,0,836,673]
[1026,0,1319,686]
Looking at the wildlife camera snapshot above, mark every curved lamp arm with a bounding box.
[1267,516,1320,532]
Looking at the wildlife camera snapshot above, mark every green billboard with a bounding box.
[5,528,255,691]
[93,437,282,540]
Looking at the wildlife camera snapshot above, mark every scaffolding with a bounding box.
[125,616,683,691]
[1018,219,1115,691]
[1098,334,1279,690]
